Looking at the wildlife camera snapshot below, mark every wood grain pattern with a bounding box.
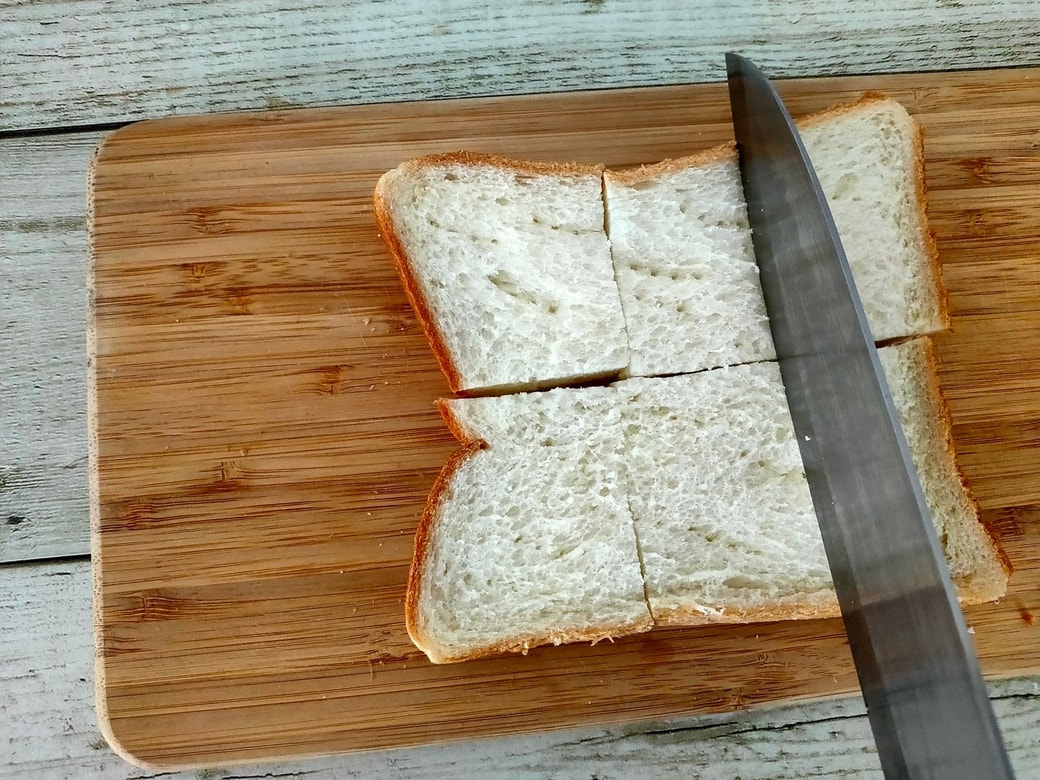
[4,1,1040,132]
[8,562,1038,779]
[90,68,1040,769]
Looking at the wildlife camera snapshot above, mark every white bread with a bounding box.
[603,96,947,377]
[406,386,652,664]
[603,147,774,377]
[376,99,944,390]
[388,95,1004,663]
[617,340,1007,627]
[800,97,947,342]
[615,363,835,625]
[409,339,1007,661]
[374,152,629,395]
[877,338,1008,602]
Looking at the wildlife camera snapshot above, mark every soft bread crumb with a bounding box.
[408,386,651,664]
[603,97,945,379]
[604,148,775,377]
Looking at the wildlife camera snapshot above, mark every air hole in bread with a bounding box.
[629,179,659,192]
[724,575,768,590]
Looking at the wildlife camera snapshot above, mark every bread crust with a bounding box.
[417,617,654,665]
[404,439,481,660]
[651,593,841,627]
[799,94,950,333]
[404,399,481,659]
[393,150,603,178]
[373,173,465,393]
[604,142,735,185]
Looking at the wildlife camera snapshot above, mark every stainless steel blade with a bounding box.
[725,53,1012,779]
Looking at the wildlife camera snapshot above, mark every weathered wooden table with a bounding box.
[4,3,1040,777]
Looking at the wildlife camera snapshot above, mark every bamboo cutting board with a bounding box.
[90,68,1040,769]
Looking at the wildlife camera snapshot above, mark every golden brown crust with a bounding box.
[404,440,483,658]
[907,112,950,332]
[651,593,841,627]
[405,395,486,658]
[393,150,603,179]
[434,398,471,444]
[604,142,736,185]
[373,174,465,393]
[795,91,893,130]
[420,616,654,664]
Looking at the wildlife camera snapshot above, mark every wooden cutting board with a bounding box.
[90,67,1040,770]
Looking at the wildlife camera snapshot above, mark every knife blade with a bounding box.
[725,53,1013,779]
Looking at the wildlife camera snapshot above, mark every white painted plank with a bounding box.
[0,133,104,562]
[3,560,1039,778]
[3,0,1040,132]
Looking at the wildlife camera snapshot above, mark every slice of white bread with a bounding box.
[603,147,775,377]
[877,338,1009,601]
[603,96,947,377]
[374,152,629,395]
[390,94,1005,663]
[800,97,947,343]
[615,363,835,625]
[617,339,1007,627]
[406,386,652,664]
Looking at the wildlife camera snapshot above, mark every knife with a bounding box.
[725,53,1013,779]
